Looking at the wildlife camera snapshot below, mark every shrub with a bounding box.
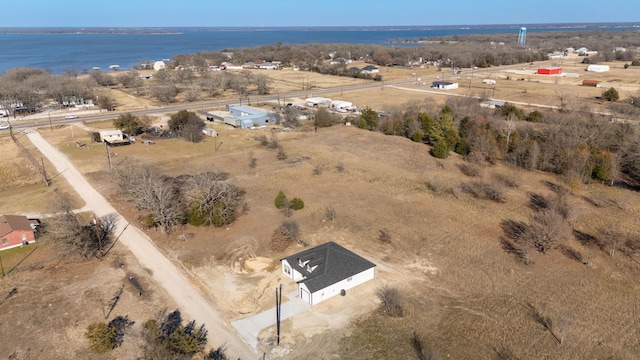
[527,110,543,122]
[378,228,392,243]
[315,108,336,128]
[375,285,403,317]
[412,130,424,143]
[187,204,208,226]
[458,163,481,177]
[454,138,470,155]
[603,87,619,102]
[85,322,116,354]
[277,146,288,160]
[430,141,450,159]
[325,206,337,221]
[269,220,300,251]
[274,190,288,209]
[461,181,505,202]
[290,197,305,210]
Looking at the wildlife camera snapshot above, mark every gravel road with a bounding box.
[27,130,258,360]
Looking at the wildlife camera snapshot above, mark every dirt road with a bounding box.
[27,130,258,360]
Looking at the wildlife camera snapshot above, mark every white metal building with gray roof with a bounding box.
[281,241,376,305]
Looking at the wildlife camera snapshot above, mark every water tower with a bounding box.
[518,27,527,46]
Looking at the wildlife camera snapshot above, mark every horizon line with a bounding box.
[1,22,639,29]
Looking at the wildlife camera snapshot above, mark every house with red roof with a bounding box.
[0,215,38,251]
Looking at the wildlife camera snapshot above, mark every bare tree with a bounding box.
[600,224,622,257]
[248,151,257,169]
[375,285,403,317]
[269,220,300,251]
[48,191,117,257]
[325,206,337,222]
[183,171,245,227]
[114,163,184,232]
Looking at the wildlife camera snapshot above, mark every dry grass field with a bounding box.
[2,59,640,359]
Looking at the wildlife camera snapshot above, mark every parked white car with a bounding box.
[65,114,78,119]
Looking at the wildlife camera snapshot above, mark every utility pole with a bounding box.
[48,112,53,132]
[41,157,50,186]
[105,142,112,171]
[276,284,282,345]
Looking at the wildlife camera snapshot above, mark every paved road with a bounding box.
[232,291,310,349]
[27,131,258,360]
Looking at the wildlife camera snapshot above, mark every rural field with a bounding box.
[1,58,640,359]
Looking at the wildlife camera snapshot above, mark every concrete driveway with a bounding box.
[232,291,310,349]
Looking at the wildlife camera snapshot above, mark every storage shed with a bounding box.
[582,79,602,87]
[586,64,610,72]
[281,241,376,306]
[431,81,459,90]
[99,130,124,143]
[537,67,563,75]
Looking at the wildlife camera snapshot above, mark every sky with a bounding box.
[1,0,638,27]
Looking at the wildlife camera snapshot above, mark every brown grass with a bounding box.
[3,58,640,359]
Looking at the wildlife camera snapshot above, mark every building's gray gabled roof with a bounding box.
[282,241,376,293]
[361,65,379,71]
[432,81,454,86]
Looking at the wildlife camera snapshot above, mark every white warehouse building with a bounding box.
[281,241,376,306]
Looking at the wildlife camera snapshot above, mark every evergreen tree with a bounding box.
[274,190,288,209]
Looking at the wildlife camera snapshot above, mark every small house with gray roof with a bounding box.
[281,241,376,305]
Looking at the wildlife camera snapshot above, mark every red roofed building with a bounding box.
[0,215,38,251]
[537,67,563,75]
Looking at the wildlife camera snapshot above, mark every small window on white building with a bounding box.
[1,238,7,245]
[284,264,291,275]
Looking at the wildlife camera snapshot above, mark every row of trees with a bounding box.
[353,96,640,187]
[113,111,206,143]
[115,67,272,103]
[0,68,99,116]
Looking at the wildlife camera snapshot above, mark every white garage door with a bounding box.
[300,288,311,305]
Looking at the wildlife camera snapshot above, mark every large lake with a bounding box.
[1,24,638,74]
